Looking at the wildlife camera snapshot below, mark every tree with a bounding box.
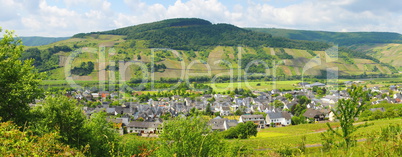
[284,93,293,101]
[157,116,225,156]
[85,111,120,157]
[205,103,213,115]
[189,107,200,117]
[222,121,258,139]
[30,96,88,149]
[235,109,243,116]
[297,95,311,105]
[0,29,43,126]
[324,85,370,148]
[273,100,284,108]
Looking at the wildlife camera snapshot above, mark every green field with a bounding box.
[238,118,402,152]
[207,81,300,92]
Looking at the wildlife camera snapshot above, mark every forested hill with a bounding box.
[20,36,70,46]
[247,28,402,46]
[73,18,331,51]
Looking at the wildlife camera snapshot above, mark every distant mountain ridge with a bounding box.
[247,28,402,46]
[73,18,331,51]
[19,36,70,46]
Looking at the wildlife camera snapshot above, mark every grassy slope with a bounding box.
[238,118,402,151]
[38,41,393,84]
[28,33,394,84]
[367,43,402,70]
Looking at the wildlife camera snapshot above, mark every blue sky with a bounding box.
[1,0,402,37]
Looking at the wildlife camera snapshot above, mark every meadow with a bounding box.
[237,118,402,153]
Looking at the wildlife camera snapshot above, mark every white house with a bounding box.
[266,112,292,126]
[127,121,162,134]
[239,115,266,128]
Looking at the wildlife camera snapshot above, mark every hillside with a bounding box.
[247,28,402,46]
[20,36,70,46]
[74,18,331,51]
[22,18,397,82]
[363,43,402,71]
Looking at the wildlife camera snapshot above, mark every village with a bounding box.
[42,81,402,136]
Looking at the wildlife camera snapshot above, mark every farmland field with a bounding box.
[237,118,402,152]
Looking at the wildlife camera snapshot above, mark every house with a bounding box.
[110,92,119,99]
[298,82,310,87]
[319,109,335,121]
[219,106,231,116]
[126,121,162,134]
[303,108,325,121]
[305,82,326,88]
[208,116,238,131]
[91,93,100,98]
[283,101,297,110]
[344,81,354,86]
[239,115,265,128]
[393,93,402,103]
[171,95,182,101]
[390,85,398,91]
[371,86,380,92]
[370,108,385,112]
[99,91,110,98]
[266,112,292,127]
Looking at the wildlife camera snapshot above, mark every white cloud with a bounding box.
[0,0,23,21]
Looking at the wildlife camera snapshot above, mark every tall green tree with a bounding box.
[0,29,43,126]
[85,111,120,157]
[30,96,87,149]
[325,85,370,148]
[31,95,120,156]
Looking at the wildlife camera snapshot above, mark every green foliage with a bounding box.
[317,124,402,156]
[241,52,274,73]
[85,111,120,157]
[272,100,285,108]
[290,96,310,116]
[222,121,258,139]
[205,103,213,115]
[71,61,94,76]
[22,45,71,72]
[325,85,370,148]
[284,93,293,101]
[75,18,330,51]
[291,115,307,125]
[0,121,83,156]
[0,29,43,126]
[234,109,243,116]
[274,144,299,156]
[30,95,120,156]
[157,116,226,157]
[30,96,88,149]
[118,134,157,157]
[276,48,294,59]
[307,50,316,56]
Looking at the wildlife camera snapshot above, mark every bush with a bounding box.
[0,121,83,156]
[157,116,226,156]
[222,121,258,139]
